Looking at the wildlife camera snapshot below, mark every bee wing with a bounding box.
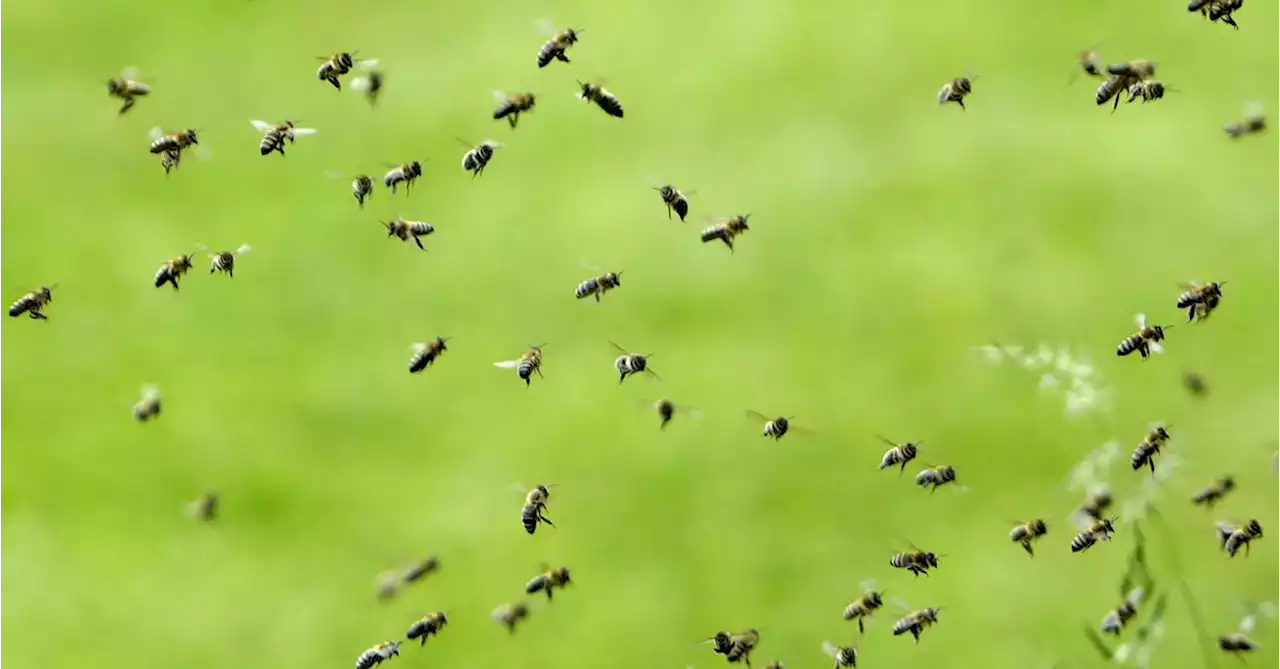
[890,596,913,611]
[578,259,604,272]
[1134,313,1148,329]
[494,360,521,369]
[148,126,165,141]
[120,66,140,80]
[351,76,373,92]
[234,244,253,256]
[790,424,818,436]
[291,128,319,136]
[1240,615,1257,633]
[250,119,275,133]
[356,59,380,69]
[534,18,557,36]
[607,341,629,355]
[492,90,510,102]
[858,578,880,591]
[745,410,772,421]
[1245,101,1265,118]
[1083,626,1116,660]
[139,384,160,400]
[822,641,839,658]
[323,170,348,180]
[1148,342,1164,354]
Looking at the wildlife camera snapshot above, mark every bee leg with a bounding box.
[545,588,553,601]
[594,293,601,302]
[666,204,672,220]
[1022,542,1034,556]
[1223,14,1238,28]
[1112,93,1123,113]
[912,629,921,644]
[328,77,341,90]
[858,619,865,634]
[1147,458,1155,475]
[413,236,426,251]
[29,311,47,320]
[957,99,966,111]
[508,114,519,129]
[119,98,134,115]
[540,514,555,528]
[556,52,571,64]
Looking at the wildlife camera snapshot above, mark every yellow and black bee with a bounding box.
[937,76,974,109]
[610,341,660,384]
[491,602,530,634]
[250,119,317,157]
[747,411,811,440]
[207,244,252,278]
[1192,476,1236,508]
[106,67,150,115]
[493,91,537,129]
[1216,519,1263,558]
[643,398,699,430]
[842,585,886,633]
[133,384,162,422]
[1225,104,1266,138]
[8,285,55,320]
[402,555,441,584]
[351,71,385,106]
[382,217,435,252]
[1116,313,1171,360]
[822,640,858,668]
[1219,609,1267,656]
[1100,587,1145,635]
[1010,519,1049,556]
[914,465,960,492]
[702,629,760,666]
[406,612,448,646]
[654,184,691,221]
[889,544,942,577]
[575,271,622,302]
[350,175,374,207]
[1131,425,1172,474]
[1182,370,1209,397]
[148,127,198,155]
[876,436,920,473]
[460,139,501,178]
[525,565,572,601]
[1071,517,1117,553]
[354,641,399,669]
[495,345,546,387]
[315,51,378,90]
[892,607,941,644]
[1177,281,1225,322]
[1076,488,1114,522]
[577,81,624,118]
[383,161,424,195]
[1126,80,1173,105]
[408,337,449,373]
[520,484,556,535]
[160,147,182,175]
[154,252,196,290]
[701,215,751,252]
[1207,0,1244,28]
[536,24,580,68]
[188,491,218,522]
[1071,45,1104,82]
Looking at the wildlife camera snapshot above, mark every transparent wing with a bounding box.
[250,120,274,132]
[1241,615,1256,633]
[148,126,164,141]
[1245,101,1265,118]
[492,90,509,102]
[234,244,253,256]
[324,170,346,180]
[291,128,318,136]
[745,410,772,421]
[607,341,629,355]
[351,76,372,92]
[1134,313,1148,329]
[858,579,880,591]
[1149,342,1163,354]
[356,58,380,69]
[534,18,557,36]
[139,384,160,400]
[822,641,839,658]
[121,66,140,80]
[494,360,521,369]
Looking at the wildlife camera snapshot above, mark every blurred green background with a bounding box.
[2,0,1277,667]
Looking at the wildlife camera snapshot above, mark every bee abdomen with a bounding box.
[525,575,548,594]
[536,41,560,68]
[596,95,624,118]
[574,279,599,299]
[1070,531,1097,553]
[8,298,31,317]
[1116,334,1144,356]
[700,226,727,243]
[493,102,516,120]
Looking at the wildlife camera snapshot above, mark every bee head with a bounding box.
[605,271,621,285]
[924,552,940,567]
[955,77,972,93]
[1032,519,1048,534]
[536,484,550,497]
[578,80,594,97]
[382,221,396,236]
[868,591,883,606]
[40,286,53,301]
[184,129,199,144]
[1247,519,1263,536]
[738,214,752,229]
[1221,475,1237,491]
[562,28,579,44]
[556,567,572,583]
[1210,281,1226,295]
[408,161,423,176]
[106,79,122,94]
[435,336,450,351]
[1150,324,1166,339]
[942,466,956,480]
[435,612,449,625]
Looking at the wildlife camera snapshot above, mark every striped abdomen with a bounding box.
[1131,442,1160,471]
[1116,333,1146,357]
[353,176,373,207]
[259,130,287,156]
[317,62,341,89]
[408,348,438,373]
[536,40,568,68]
[155,263,182,289]
[660,188,689,221]
[8,294,42,318]
[880,444,917,470]
[616,355,646,382]
[575,277,600,299]
[521,502,551,534]
[463,145,493,175]
[1070,529,1100,553]
[763,418,788,439]
[210,252,235,276]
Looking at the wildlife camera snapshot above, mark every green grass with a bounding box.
[2,0,1277,667]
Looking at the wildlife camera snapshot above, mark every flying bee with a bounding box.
[8,284,55,320]
[187,491,218,522]
[746,411,812,441]
[492,91,537,128]
[889,543,942,577]
[575,270,623,302]
[148,127,198,155]
[250,119,317,157]
[653,184,692,221]
[1071,517,1117,553]
[459,139,501,178]
[1010,519,1049,556]
[842,581,886,634]
[1126,80,1174,104]
[491,602,530,634]
[382,217,435,251]
[535,22,581,68]
[609,341,660,384]
[494,344,546,387]
[106,66,150,115]
[315,51,378,90]
[577,80,624,118]
[891,606,942,644]
[154,251,196,290]
[1131,424,1172,474]
[354,641,399,669]
[207,244,252,278]
[640,398,701,430]
[383,161,424,195]
[914,465,964,493]
[877,436,920,474]
[936,75,975,110]
[1116,313,1171,360]
[351,71,385,106]
[408,337,450,373]
[1076,489,1114,522]
[519,483,556,535]
[525,565,572,601]
[406,612,448,646]
[1218,605,1273,656]
[375,570,400,601]
[133,384,162,422]
[822,640,859,668]
[1100,587,1145,635]
[1070,45,1104,83]
[1192,475,1236,508]
[703,629,759,666]
[1176,281,1225,322]
[1208,0,1243,28]
[1216,519,1263,558]
[402,556,440,583]
[1225,103,1266,137]
[701,214,751,252]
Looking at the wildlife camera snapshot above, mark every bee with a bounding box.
[716,629,760,666]
[822,640,859,668]
[1100,587,1145,635]
[643,398,700,430]
[1076,489,1115,522]
[207,244,252,278]
[1192,476,1236,508]
[250,119,317,157]
[351,71,385,106]
[610,341,660,384]
[316,51,378,90]
[148,128,198,155]
[491,602,530,634]
[187,491,218,522]
[1010,519,1049,556]
[383,161,424,195]
[106,67,150,115]
[1208,0,1243,28]
[1182,371,1209,397]
[154,252,195,290]
[764,662,787,669]
[914,465,961,492]
[701,214,751,252]
[536,23,581,68]
[406,612,448,646]
[1070,517,1117,553]
[1131,425,1172,474]
[877,436,920,474]
[1116,313,1171,360]
[383,217,435,251]
[525,565,572,601]
[577,80,624,118]
[8,285,55,320]
[892,606,941,644]
[1216,519,1263,558]
[745,411,806,441]
[653,184,691,221]
[408,337,450,373]
[1125,80,1173,104]
[575,271,623,302]
[1225,104,1266,138]
[1219,607,1268,655]
[494,344,546,387]
[459,139,501,178]
[160,148,182,175]
[133,385,162,422]
[354,641,399,669]
[1176,281,1225,322]
[520,484,556,535]
[842,582,886,633]
[402,555,440,584]
[936,76,974,110]
[493,91,537,129]
[1072,45,1104,82]
[889,543,942,577]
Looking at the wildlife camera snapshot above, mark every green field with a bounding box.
[3,0,1277,667]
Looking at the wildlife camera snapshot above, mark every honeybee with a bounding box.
[535,22,581,68]
[1070,517,1117,553]
[641,398,701,430]
[525,565,572,601]
[889,543,942,576]
[746,411,811,440]
[1100,587,1145,635]
[577,80,624,118]
[1084,592,1168,666]
[154,252,196,290]
[575,270,623,302]
[764,662,786,669]
[1219,605,1273,655]
[822,640,859,668]
[8,285,55,320]
[609,341,660,384]
[877,436,920,474]
[1191,476,1236,508]
[250,119,317,157]
[1076,489,1114,522]
[493,91,537,128]
[160,148,182,175]
[1071,45,1104,82]
[133,385,162,422]
[459,139,501,178]
[1215,519,1263,557]
[936,75,974,109]
[408,337,450,373]
[494,344,546,387]
[383,161,424,195]
[701,629,760,666]
[207,244,252,278]
[914,465,962,492]
[842,581,886,633]
[1010,519,1049,556]
[891,606,941,644]
[354,641,399,669]
[187,491,218,522]
[1208,0,1243,28]
[653,184,691,221]
[1225,103,1266,138]
[106,67,150,115]
[402,555,440,583]
[316,51,378,90]
[1116,313,1171,360]
[406,612,448,646]
[701,214,751,252]
[351,71,385,106]
[520,484,556,535]
[1126,80,1173,104]
[148,127,199,154]
[383,217,435,251]
[1176,281,1225,322]
[491,602,530,634]
[1131,425,1172,474]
